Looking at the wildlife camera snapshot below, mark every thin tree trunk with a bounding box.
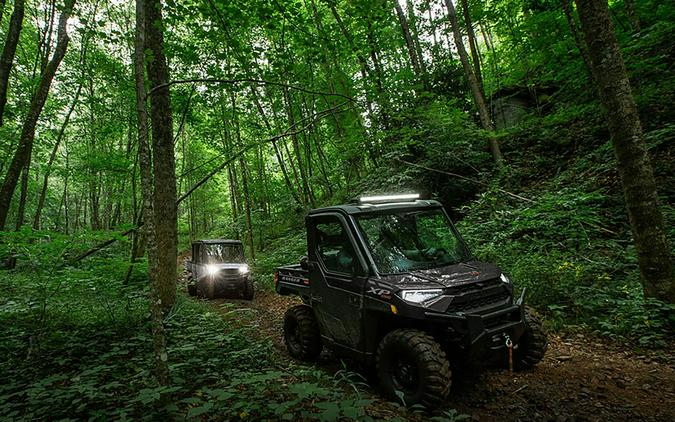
[33,85,81,229]
[443,0,504,168]
[283,87,313,207]
[623,0,640,31]
[0,0,24,126]
[562,0,593,77]
[0,0,75,230]
[365,19,390,128]
[406,0,427,74]
[15,154,30,230]
[134,0,169,385]
[249,85,303,206]
[460,0,483,89]
[392,0,422,77]
[62,138,70,234]
[575,0,673,303]
[229,92,255,259]
[144,0,177,312]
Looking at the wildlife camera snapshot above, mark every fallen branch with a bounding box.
[396,158,535,203]
[65,227,138,266]
[511,384,528,395]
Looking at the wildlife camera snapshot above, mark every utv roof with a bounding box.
[307,199,443,217]
[192,239,243,245]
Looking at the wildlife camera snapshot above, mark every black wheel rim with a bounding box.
[391,356,419,394]
[286,319,302,353]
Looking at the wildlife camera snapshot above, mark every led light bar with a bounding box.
[359,193,420,203]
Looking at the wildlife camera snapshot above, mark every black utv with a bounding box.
[274,195,547,408]
[185,239,254,300]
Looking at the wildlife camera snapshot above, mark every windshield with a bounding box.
[356,209,469,274]
[201,244,245,264]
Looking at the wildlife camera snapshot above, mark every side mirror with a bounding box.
[299,256,309,270]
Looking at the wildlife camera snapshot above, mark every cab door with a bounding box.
[307,214,367,351]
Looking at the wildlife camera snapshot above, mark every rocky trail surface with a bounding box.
[180,268,675,421]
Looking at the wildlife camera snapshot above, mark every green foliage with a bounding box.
[457,182,673,347]
[0,241,377,420]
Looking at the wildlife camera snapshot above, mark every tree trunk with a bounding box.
[0,0,74,230]
[283,86,314,207]
[460,0,483,89]
[443,0,504,168]
[392,0,422,77]
[144,0,177,312]
[62,138,70,234]
[233,116,255,260]
[406,0,427,75]
[134,0,170,385]
[15,153,30,230]
[561,0,593,77]
[575,0,673,303]
[0,0,23,126]
[33,85,81,230]
[249,85,303,206]
[623,0,640,31]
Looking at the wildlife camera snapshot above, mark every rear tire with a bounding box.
[515,306,548,370]
[376,329,451,408]
[283,305,322,361]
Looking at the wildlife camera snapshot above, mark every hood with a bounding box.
[379,261,502,291]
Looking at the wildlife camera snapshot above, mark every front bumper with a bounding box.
[196,275,249,298]
[424,288,528,354]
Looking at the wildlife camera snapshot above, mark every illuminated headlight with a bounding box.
[239,265,250,275]
[206,264,220,275]
[500,274,511,284]
[399,289,443,304]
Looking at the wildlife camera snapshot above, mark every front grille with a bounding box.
[215,268,242,281]
[446,278,501,295]
[447,291,510,313]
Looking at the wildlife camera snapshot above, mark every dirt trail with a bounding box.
[180,264,675,421]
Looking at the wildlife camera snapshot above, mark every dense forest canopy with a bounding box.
[0,0,673,419]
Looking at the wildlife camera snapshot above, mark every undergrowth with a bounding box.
[0,231,379,421]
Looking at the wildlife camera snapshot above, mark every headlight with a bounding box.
[206,264,220,275]
[399,289,443,304]
[239,265,250,275]
[500,274,511,284]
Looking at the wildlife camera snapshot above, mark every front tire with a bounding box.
[242,278,254,300]
[196,280,215,299]
[376,329,451,408]
[283,305,322,361]
[515,306,548,370]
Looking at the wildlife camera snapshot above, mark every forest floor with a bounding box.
[182,275,675,422]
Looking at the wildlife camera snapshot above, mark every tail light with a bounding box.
[274,271,278,289]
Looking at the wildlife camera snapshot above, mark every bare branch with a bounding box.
[176,100,351,204]
[65,101,351,265]
[396,158,535,203]
[145,78,356,103]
